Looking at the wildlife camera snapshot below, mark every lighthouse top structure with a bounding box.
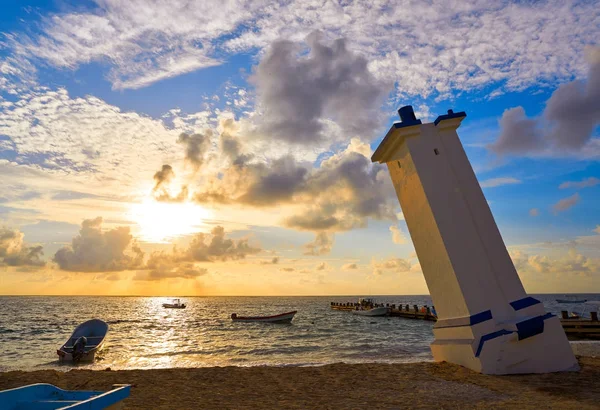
[372,105,466,164]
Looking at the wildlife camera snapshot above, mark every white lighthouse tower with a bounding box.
[372,106,578,374]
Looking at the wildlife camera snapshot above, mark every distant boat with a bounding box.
[351,298,390,317]
[163,298,186,309]
[231,311,297,323]
[0,383,130,410]
[57,319,108,363]
[556,295,587,304]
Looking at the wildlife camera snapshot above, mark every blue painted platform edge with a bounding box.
[510,296,541,311]
[434,109,467,126]
[474,313,555,358]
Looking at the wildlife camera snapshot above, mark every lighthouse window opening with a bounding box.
[434,148,439,155]
[397,161,401,168]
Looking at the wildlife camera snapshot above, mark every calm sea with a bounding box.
[0,294,597,371]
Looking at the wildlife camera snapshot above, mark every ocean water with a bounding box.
[0,294,597,371]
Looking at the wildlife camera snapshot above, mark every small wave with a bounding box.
[241,345,322,356]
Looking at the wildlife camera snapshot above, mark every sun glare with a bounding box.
[128,200,212,243]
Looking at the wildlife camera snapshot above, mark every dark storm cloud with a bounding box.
[491,48,600,155]
[251,32,387,143]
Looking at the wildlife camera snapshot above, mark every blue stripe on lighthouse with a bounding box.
[510,297,541,311]
[469,310,493,325]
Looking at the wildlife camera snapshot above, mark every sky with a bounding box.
[0,0,599,296]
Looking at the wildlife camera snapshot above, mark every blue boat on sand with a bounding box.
[0,383,130,410]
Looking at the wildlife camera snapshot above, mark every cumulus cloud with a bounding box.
[342,263,358,270]
[559,177,600,189]
[135,226,259,280]
[303,232,334,256]
[480,177,522,188]
[552,193,580,214]
[0,227,45,267]
[491,48,600,157]
[177,131,211,169]
[251,32,387,143]
[136,253,208,281]
[259,257,279,265]
[529,208,540,217]
[153,165,175,192]
[315,262,328,271]
[53,217,144,272]
[510,249,599,278]
[389,225,407,245]
[594,226,600,234]
[195,134,396,233]
[372,257,413,275]
[186,226,260,261]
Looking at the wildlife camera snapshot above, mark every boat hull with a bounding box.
[0,383,130,410]
[163,304,186,309]
[57,319,108,363]
[57,344,103,363]
[232,311,297,323]
[351,307,390,317]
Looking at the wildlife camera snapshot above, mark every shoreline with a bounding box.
[2,357,599,409]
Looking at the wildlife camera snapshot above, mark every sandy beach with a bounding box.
[1,357,598,409]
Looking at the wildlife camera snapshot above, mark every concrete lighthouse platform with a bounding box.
[372,106,579,374]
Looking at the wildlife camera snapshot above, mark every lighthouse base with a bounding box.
[431,314,579,375]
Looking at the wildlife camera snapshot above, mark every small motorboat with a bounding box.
[231,311,297,323]
[163,298,186,309]
[57,319,108,363]
[0,383,130,410]
[556,295,587,304]
[351,298,390,317]
[352,306,390,316]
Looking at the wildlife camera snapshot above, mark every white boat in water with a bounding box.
[351,298,390,317]
[556,295,587,304]
[57,319,108,363]
[352,306,390,316]
[163,298,186,309]
[231,311,297,323]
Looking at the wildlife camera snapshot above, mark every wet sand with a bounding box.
[1,357,598,409]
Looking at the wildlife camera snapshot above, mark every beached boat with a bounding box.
[57,319,108,363]
[163,298,186,309]
[231,311,297,323]
[0,383,130,410]
[351,298,390,317]
[556,295,587,304]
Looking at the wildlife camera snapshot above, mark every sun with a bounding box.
[128,200,213,243]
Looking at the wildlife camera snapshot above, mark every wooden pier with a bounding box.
[560,310,600,339]
[331,303,600,338]
[330,302,437,321]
